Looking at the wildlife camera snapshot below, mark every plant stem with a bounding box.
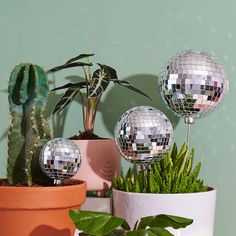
[78,90,85,127]
[84,96,100,134]
[82,66,89,98]
[87,57,92,86]
[186,123,191,150]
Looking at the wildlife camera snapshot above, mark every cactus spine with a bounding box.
[7,63,51,186]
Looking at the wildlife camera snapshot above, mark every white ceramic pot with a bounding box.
[113,188,217,236]
[73,139,121,196]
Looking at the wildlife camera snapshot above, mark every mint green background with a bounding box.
[0,1,235,235]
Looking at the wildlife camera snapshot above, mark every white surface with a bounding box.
[113,189,217,236]
[81,197,111,212]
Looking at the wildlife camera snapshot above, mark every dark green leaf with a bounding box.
[51,82,86,91]
[170,143,178,163]
[47,62,92,73]
[148,227,174,236]
[124,229,156,236]
[106,229,126,236]
[137,214,193,230]
[98,63,118,80]
[125,227,173,236]
[110,79,151,100]
[51,88,79,116]
[173,149,188,176]
[69,210,130,236]
[65,53,95,64]
[89,69,110,98]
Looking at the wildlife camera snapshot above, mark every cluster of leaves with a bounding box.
[69,210,193,236]
[113,143,208,193]
[47,54,150,136]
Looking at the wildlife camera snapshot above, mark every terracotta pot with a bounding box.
[113,188,217,236]
[73,139,121,196]
[0,179,86,236]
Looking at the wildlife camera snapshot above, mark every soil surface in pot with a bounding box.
[69,131,108,140]
[0,179,83,187]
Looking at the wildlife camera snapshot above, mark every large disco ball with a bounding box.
[114,106,173,163]
[39,138,82,180]
[160,50,229,123]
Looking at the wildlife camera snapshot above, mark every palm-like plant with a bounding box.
[48,54,150,139]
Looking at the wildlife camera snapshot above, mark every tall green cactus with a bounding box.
[7,63,52,186]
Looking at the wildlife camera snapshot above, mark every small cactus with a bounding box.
[113,143,208,194]
[7,63,52,186]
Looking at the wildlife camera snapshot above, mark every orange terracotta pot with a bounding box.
[0,179,86,236]
[73,139,121,196]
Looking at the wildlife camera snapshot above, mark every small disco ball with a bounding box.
[160,50,229,123]
[39,138,82,180]
[114,106,173,163]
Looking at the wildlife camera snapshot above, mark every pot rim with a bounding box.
[72,138,115,142]
[0,179,86,190]
[112,187,217,196]
[0,179,86,210]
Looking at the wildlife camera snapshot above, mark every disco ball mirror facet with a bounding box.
[160,50,229,122]
[114,106,173,163]
[39,138,82,180]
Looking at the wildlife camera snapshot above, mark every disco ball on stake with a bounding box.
[114,106,173,170]
[159,50,229,145]
[39,138,82,184]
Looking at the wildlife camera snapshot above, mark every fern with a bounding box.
[113,143,208,194]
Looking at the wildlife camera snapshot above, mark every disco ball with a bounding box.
[160,50,229,123]
[114,106,173,163]
[39,138,82,180]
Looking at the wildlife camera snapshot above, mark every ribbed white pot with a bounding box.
[113,188,217,236]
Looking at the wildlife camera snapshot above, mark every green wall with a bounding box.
[0,0,235,235]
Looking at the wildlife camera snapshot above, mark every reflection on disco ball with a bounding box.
[160,50,229,123]
[114,106,173,163]
[39,138,82,180]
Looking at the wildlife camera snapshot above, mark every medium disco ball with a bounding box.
[114,106,173,163]
[160,50,229,123]
[39,138,82,180]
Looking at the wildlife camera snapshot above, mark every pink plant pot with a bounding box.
[73,139,121,196]
[113,188,217,236]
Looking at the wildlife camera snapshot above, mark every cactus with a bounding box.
[113,143,208,194]
[7,63,52,186]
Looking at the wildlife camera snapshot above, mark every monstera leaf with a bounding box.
[69,210,193,236]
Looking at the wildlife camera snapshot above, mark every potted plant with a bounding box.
[0,63,86,236]
[112,143,217,236]
[69,210,193,236]
[48,54,150,196]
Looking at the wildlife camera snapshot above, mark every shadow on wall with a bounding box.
[46,92,69,137]
[100,74,180,135]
